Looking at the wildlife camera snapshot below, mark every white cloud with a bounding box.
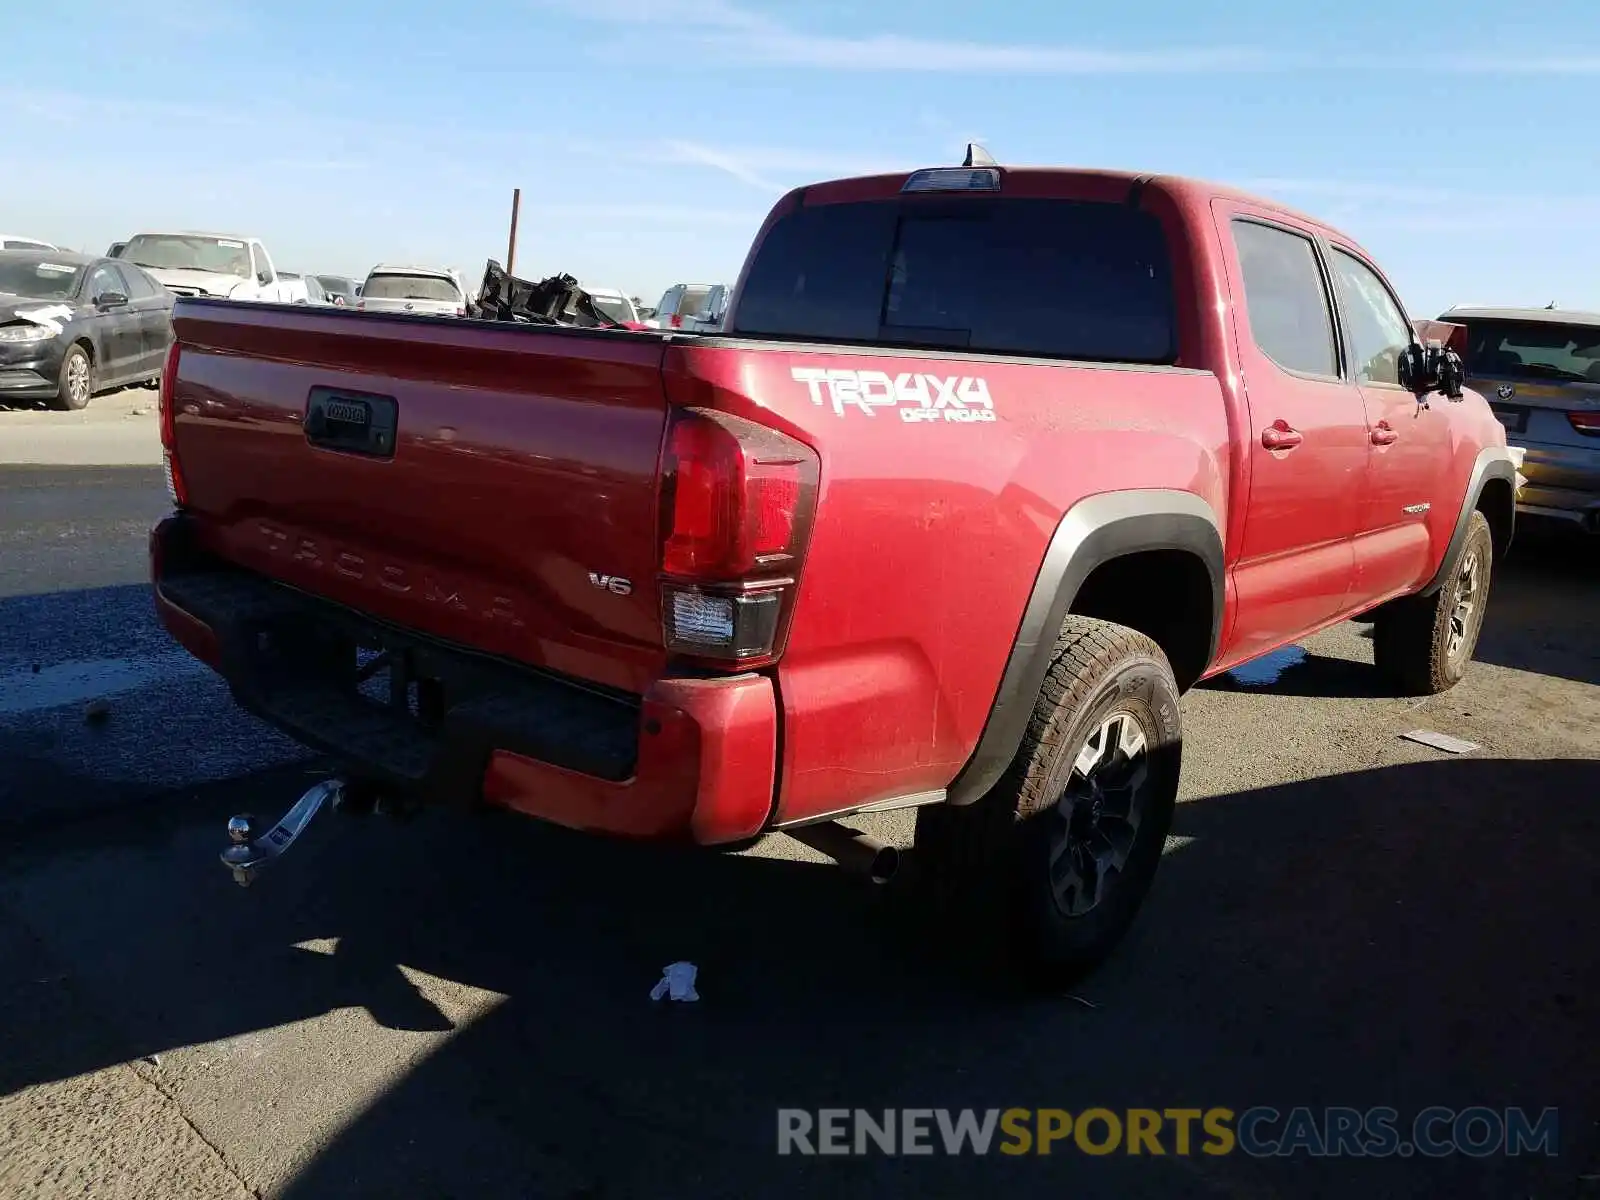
[541,2,1600,76]
[1239,177,1597,229]
[1238,178,1465,205]
[648,140,920,191]
[694,30,1266,73]
[1449,55,1600,73]
[655,141,788,192]
[542,0,1269,73]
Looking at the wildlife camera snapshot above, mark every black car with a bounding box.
[314,274,358,307]
[0,250,173,410]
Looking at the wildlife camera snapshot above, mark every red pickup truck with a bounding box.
[152,156,1516,985]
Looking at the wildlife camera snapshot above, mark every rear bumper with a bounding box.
[150,515,778,844]
[1513,441,1600,531]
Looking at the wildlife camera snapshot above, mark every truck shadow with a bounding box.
[3,756,1596,1198]
[1204,526,1599,697]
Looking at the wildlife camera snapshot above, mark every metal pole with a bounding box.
[506,187,521,275]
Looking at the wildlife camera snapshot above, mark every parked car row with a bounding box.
[0,222,742,410]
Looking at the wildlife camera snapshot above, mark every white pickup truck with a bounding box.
[117,232,297,302]
[645,282,729,331]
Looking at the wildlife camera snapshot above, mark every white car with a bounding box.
[357,265,468,317]
[585,288,644,327]
[276,272,333,305]
[119,232,297,302]
[0,235,59,252]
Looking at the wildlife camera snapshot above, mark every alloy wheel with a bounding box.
[1047,710,1151,918]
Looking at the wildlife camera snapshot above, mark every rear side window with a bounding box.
[732,198,1177,363]
[1231,220,1338,378]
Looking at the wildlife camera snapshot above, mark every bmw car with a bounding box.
[0,250,174,410]
[1441,305,1600,535]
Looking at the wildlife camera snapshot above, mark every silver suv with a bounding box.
[1441,305,1600,534]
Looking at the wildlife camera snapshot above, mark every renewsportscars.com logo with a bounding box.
[776,1106,1560,1158]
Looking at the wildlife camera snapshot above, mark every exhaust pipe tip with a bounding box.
[865,843,900,885]
[784,821,901,884]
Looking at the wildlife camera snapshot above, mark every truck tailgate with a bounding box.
[167,302,672,694]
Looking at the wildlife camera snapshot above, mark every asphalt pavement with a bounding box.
[1,460,1597,1199]
[0,464,308,832]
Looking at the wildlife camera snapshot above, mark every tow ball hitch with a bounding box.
[220,779,344,887]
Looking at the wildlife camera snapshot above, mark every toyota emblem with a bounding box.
[1496,383,1516,400]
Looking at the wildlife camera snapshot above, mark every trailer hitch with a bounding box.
[220,778,344,887]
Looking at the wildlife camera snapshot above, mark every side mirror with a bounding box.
[95,291,129,308]
[1397,341,1466,401]
[257,271,272,287]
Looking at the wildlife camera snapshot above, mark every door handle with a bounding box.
[1261,421,1303,451]
[1370,422,1398,446]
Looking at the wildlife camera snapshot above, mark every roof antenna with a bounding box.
[1545,300,1558,309]
[963,143,997,168]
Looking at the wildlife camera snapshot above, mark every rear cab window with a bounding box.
[730,197,1177,364]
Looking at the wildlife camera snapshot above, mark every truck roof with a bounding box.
[1442,305,1600,325]
[792,166,1367,254]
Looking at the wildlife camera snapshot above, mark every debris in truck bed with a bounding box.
[468,259,622,328]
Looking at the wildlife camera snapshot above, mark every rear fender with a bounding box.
[945,489,1224,807]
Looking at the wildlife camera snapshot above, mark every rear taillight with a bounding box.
[1568,411,1600,436]
[669,313,684,329]
[158,341,187,508]
[657,408,819,667]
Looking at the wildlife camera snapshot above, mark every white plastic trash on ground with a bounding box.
[1401,729,1480,755]
[650,961,700,1003]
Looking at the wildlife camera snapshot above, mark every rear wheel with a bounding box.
[55,343,93,411]
[915,616,1182,988]
[1373,510,1494,695]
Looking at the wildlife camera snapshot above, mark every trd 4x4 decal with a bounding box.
[791,367,996,423]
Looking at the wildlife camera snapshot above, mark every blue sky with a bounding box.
[3,0,1596,315]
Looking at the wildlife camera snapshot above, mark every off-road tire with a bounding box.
[915,615,1183,989]
[55,343,93,411]
[1372,510,1493,695]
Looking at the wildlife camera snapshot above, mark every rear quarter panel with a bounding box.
[665,341,1230,824]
